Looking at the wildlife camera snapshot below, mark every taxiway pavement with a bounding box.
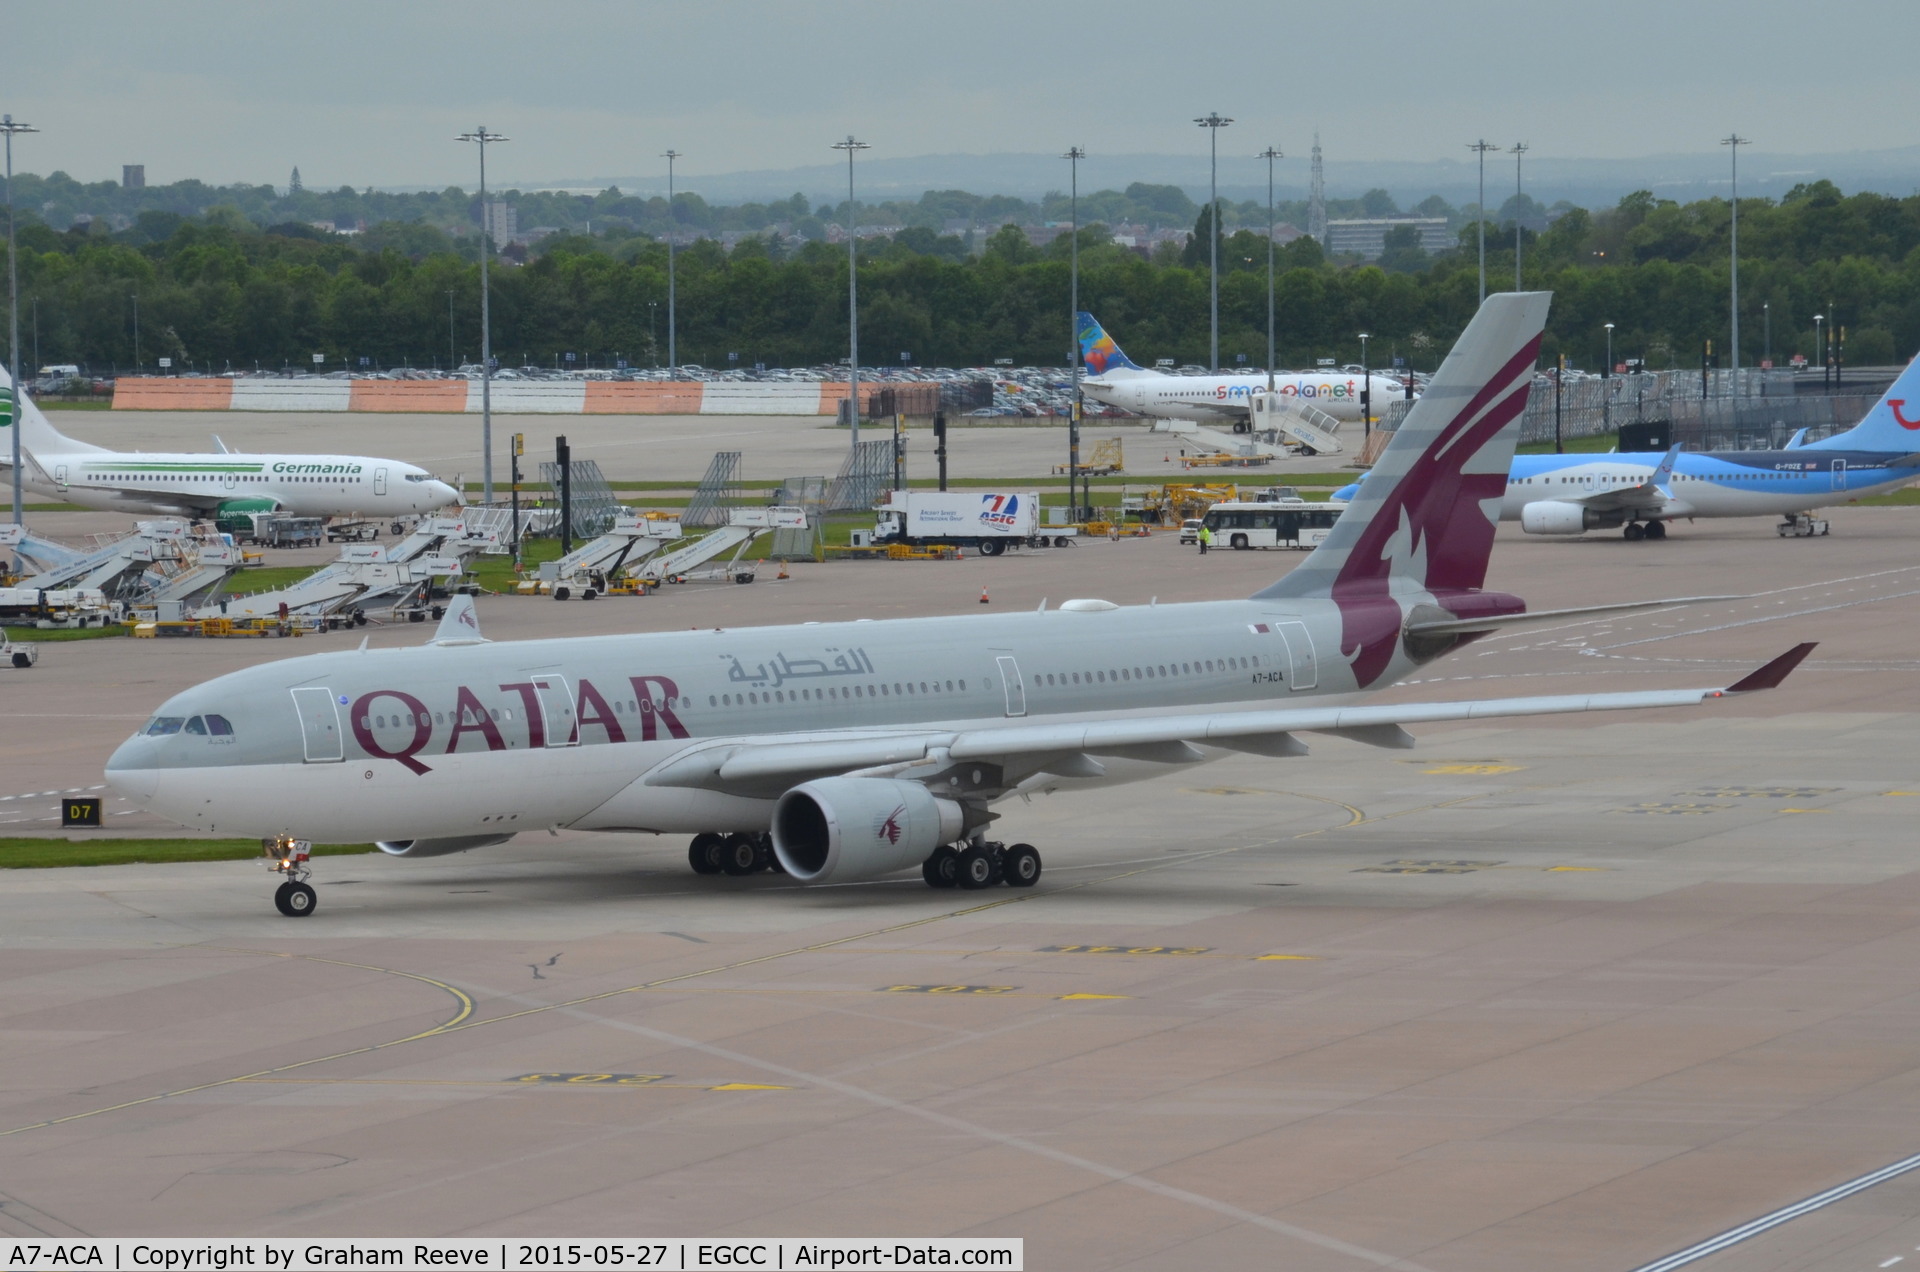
[3,509,1920,1270]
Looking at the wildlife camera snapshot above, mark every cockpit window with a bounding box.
[405,473,430,483]
[205,714,234,736]
[185,717,207,735]
[144,717,185,736]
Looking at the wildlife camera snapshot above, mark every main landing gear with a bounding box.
[688,832,783,877]
[922,841,1041,891]
[264,837,317,917]
[1623,519,1667,542]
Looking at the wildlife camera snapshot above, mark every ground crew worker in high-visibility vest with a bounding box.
[1198,524,1213,554]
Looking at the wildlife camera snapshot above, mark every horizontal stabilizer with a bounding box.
[1404,595,1743,639]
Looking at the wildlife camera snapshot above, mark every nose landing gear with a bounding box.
[264,837,317,917]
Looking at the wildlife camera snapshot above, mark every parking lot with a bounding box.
[4,508,1920,1269]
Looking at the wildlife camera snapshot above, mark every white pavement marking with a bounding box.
[1628,1148,1920,1271]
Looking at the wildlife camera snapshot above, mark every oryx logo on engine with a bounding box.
[875,805,906,844]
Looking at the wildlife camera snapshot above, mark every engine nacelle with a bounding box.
[1519,500,1622,535]
[772,777,966,884]
[376,834,514,858]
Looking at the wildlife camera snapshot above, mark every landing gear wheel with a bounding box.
[688,833,726,875]
[274,880,316,917]
[957,845,997,890]
[1644,520,1667,540]
[720,833,763,876]
[1003,844,1042,888]
[922,846,960,889]
[1623,522,1646,541]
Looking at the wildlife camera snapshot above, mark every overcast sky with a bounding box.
[9,0,1915,194]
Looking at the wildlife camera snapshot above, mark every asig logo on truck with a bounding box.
[979,494,1021,529]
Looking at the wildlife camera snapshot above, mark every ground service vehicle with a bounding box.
[873,490,1050,556]
[1202,493,1342,550]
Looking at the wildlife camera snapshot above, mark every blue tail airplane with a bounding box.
[1332,352,1920,540]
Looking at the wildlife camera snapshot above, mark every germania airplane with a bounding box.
[106,294,1811,918]
[1,367,461,520]
[1331,352,1920,540]
[1076,311,1404,423]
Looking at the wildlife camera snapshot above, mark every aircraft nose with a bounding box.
[432,481,461,507]
[106,736,159,803]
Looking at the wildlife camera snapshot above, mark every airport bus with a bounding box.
[1201,491,1341,550]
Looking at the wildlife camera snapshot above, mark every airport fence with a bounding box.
[1376,370,1875,451]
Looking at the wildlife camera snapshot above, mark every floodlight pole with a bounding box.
[1064,145,1086,521]
[832,136,869,453]
[457,125,508,505]
[1260,146,1282,392]
[1469,140,1496,304]
[1510,143,1528,291]
[1195,113,1232,371]
[663,149,680,373]
[2,114,36,526]
[1722,134,1748,396]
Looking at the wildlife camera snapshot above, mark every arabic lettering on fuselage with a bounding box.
[724,646,875,689]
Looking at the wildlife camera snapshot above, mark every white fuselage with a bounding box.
[22,451,461,517]
[1084,371,1404,422]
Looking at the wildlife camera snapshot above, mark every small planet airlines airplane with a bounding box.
[1075,311,1404,423]
[1330,352,1920,540]
[107,294,1812,918]
[0,367,461,520]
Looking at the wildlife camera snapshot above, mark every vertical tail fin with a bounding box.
[0,364,103,463]
[1255,292,1551,603]
[1803,350,1920,451]
[1076,312,1148,377]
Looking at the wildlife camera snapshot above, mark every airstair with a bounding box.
[7,520,183,600]
[639,507,808,585]
[212,516,481,619]
[537,511,682,598]
[1250,392,1346,456]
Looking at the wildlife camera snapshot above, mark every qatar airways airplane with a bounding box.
[106,294,1811,918]
[1,367,460,520]
[1075,312,1404,423]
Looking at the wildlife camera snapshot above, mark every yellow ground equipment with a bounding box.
[1053,437,1124,477]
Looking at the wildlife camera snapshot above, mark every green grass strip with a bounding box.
[0,838,376,869]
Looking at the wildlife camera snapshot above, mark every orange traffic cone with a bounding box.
[777,561,789,579]
[979,587,990,605]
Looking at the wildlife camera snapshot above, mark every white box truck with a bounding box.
[873,491,1070,556]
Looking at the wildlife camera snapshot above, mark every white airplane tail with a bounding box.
[1802,351,1920,452]
[0,364,106,466]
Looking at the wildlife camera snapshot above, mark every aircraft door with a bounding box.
[1832,458,1848,492]
[290,687,345,762]
[994,655,1027,717]
[1276,621,1318,690]
[374,467,389,497]
[531,675,578,746]
[54,464,68,491]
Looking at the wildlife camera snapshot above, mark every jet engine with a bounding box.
[376,834,514,858]
[1519,500,1623,535]
[771,777,967,884]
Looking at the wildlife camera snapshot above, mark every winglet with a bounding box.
[1650,442,1681,500]
[212,434,230,454]
[430,593,487,645]
[1725,642,1817,693]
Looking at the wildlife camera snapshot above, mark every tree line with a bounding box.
[5,180,1916,377]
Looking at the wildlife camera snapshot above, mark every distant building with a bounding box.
[484,201,517,244]
[122,165,145,190]
[1323,217,1451,260]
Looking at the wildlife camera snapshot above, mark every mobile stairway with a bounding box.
[538,511,683,599]
[638,507,807,586]
[212,516,482,620]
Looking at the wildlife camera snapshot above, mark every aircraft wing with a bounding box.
[1555,444,1682,513]
[643,644,1815,797]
